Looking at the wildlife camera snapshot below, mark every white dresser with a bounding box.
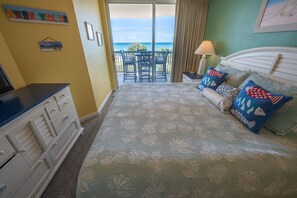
[0,84,83,198]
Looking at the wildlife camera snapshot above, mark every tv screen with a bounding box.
[0,64,14,95]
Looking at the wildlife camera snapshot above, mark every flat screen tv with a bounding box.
[0,64,14,95]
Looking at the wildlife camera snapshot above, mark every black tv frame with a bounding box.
[0,64,14,95]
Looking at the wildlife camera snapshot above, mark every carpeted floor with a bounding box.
[41,92,114,198]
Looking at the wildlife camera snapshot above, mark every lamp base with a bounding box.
[197,54,206,76]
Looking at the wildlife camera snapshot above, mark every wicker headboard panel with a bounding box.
[220,47,297,85]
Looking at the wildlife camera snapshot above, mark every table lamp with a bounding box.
[195,40,215,76]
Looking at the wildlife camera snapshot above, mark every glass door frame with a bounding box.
[105,0,176,86]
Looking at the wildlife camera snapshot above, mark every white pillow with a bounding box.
[202,88,232,112]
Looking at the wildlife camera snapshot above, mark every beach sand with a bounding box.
[260,0,297,27]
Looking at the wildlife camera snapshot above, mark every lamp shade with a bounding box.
[195,40,215,55]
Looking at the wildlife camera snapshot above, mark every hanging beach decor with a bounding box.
[39,37,63,51]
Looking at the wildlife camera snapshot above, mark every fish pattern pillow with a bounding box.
[230,80,292,134]
[198,67,228,91]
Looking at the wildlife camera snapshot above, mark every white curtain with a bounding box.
[171,0,209,82]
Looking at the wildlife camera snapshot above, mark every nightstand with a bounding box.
[182,72,203,83]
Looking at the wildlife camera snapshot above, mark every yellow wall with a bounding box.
[73,0,112,109]
[0,31,26,89]
[0,0,97,118]
[98,0,117,90]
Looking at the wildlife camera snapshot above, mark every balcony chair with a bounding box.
[120,50,137,82]
[155,50,169,81]
[137,51,152,83]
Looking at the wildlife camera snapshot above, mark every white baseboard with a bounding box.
[79,90,113,123]
[98,90,112,114]
[79,112,98,122]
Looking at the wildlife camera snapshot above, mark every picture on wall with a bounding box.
[3,4,68,25]
[96,32,103,46]
[39,37,63,51]
[85,22,95,40]
[39,41,63,51]
[254,0,297,33]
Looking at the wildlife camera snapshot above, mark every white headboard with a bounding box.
[220,47,297,85]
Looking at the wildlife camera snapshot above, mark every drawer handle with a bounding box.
[0,150,4,155]
[60,94,66,99]
[63,102,68,107]
[45,101,50,105]
[38,160,43,164]
[0,184,7,194]
[63,115,69,122]
[50,109,57,114]
[20,148,26,152]
[54,142,58,146]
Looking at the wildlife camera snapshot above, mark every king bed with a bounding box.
[76,47,297,197]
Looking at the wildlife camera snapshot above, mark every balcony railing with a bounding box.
[114,50,173,74]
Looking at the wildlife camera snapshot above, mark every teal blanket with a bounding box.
[77,83,297,197]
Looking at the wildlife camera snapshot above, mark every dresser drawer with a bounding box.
[44,99,59,120]
[49,121,79,164]
[58,96,73,112]
[51,107,76,136]
[55,88,70,103]
[31,110,56,148]
[7,109,49,167]
[12,155,53,198]
[0,154,30,197]
[0,137,16,167]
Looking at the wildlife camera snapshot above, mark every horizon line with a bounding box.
[113,41,173,43]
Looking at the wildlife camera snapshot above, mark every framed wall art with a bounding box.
[85,22,95,40]
[96,32,103,46]
[3,4,68,25]
[254,0,297,33]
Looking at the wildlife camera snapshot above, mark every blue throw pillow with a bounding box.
[198,67,228,90]
[230,80,293,134]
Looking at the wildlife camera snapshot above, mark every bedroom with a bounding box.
[0,0,297,197]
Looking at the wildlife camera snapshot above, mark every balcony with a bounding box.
[114,50,173,86]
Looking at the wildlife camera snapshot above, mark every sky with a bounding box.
[267,0,286,7]
[109,4,175,43]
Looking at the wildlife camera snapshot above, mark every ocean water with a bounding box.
[114,42,173,51]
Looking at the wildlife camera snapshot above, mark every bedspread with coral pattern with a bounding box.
[77,83,297,198]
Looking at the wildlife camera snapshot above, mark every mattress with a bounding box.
[77,83,297,197]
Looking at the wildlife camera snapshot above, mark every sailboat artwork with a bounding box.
[254,0,297,32]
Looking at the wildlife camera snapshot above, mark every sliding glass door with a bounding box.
[154,4,175,82]
[107,0,176,86]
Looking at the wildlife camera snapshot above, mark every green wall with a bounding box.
[204,0,297,66]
